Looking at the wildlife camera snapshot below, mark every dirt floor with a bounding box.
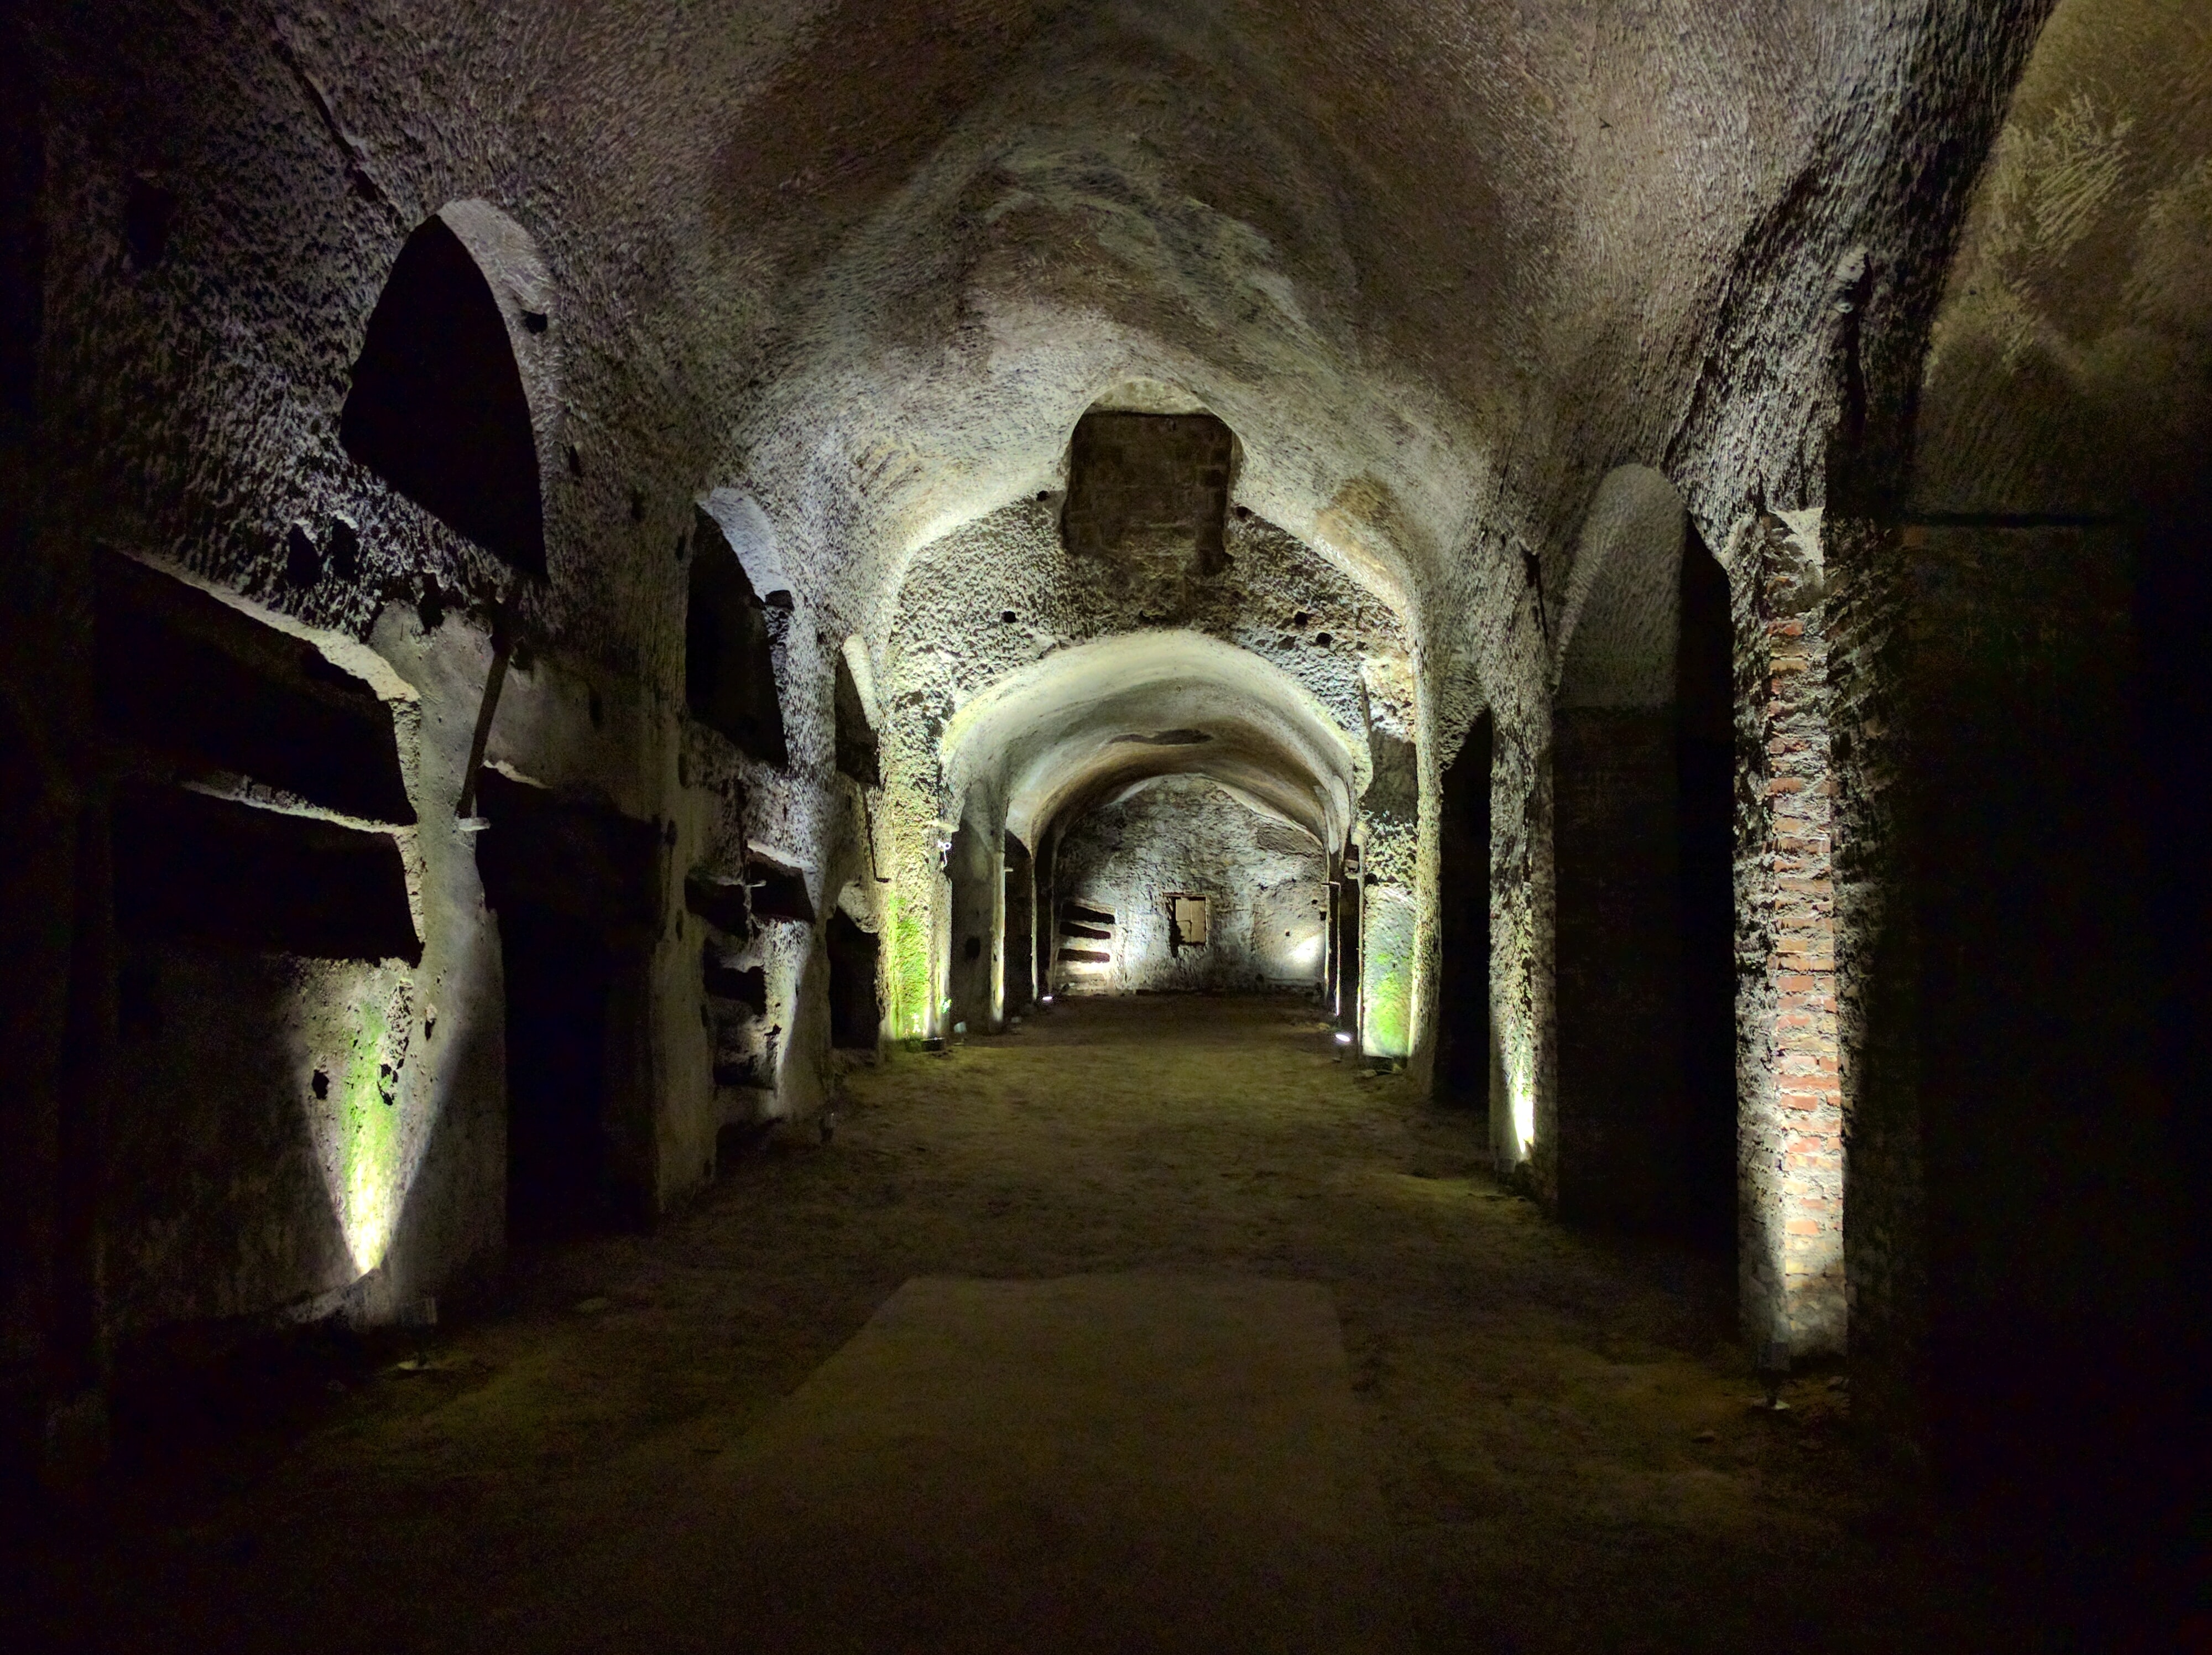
[10,996,2021,1652]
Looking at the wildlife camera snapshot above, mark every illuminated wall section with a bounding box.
[1489,726,1551,1182]
[1727,511,1846,1357]
[1360,884,1417,1058]
[883,885,936,1043]
[335,987,404,1272]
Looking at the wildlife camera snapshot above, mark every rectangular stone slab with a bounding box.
[545,1274,1400,1653]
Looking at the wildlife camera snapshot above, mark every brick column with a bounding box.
[1730,512,1845,1357]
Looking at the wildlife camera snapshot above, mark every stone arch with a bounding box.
[1550,464,1730,1232]
[1554,465,1686,705]
[340,201,554,577]
[925,631,1365,1036]
[1853,0,2204,1538]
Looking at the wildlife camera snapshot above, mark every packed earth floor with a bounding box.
[15,997,2026,1652]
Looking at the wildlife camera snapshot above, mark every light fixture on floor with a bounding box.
[1333,1031,1353,1045]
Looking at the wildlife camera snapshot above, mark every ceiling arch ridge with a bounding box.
[743,298,1482,671]
[878,474,1417,793]
[722,3,1499,648]
[939,630,1369,851]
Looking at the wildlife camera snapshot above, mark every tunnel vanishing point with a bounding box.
[0,0,2203,1637]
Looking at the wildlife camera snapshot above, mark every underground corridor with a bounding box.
[2,2,2203,1649]
[20,997,1987,1654]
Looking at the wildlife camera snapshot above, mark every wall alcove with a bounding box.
[341,203,550,576]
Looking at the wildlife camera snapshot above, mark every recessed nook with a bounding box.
[340,202,552,576]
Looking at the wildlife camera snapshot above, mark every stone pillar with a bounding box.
[1359,883,1418,1059]
[1322,865,1338,1018]
[1492,725,1552,1193]
[1001,834,1035,1015]
[1729,511,1845,1357]
[1358,735,1420,1059]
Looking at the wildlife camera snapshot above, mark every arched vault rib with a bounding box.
[940,631,1367,851]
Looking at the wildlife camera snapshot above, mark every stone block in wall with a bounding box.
[1061,412,1234,576]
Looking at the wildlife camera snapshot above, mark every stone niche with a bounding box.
[1060,412,1235,578]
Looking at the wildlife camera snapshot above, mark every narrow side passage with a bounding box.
[19,1001,1981,1655]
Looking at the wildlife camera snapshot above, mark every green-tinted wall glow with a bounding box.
[340,995,403,1272]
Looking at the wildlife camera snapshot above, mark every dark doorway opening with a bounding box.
[474,771,660,1243]
[686,506,789,764]
[1435,711,1493,1106]
[1676,529,1736,1246]
[826,912,881,1051]
[499,904,616,1242]
[1003,833,1035,1014]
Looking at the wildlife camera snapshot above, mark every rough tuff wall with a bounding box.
[87,585,509,1346]
[5,0,899,1429]
[1054,777,1326,995]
